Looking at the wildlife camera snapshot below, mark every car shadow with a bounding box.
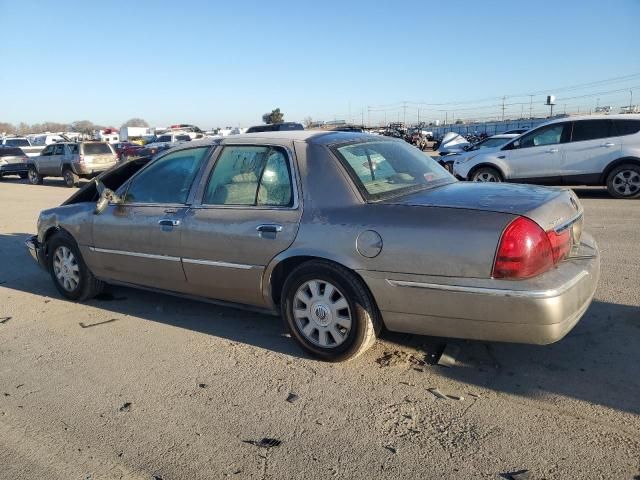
[569,186,611,199]
[1,231,638,415]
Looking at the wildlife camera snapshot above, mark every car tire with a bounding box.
[606,163,640,199]
[28,167,43,185]
[63,168,80,188]
[19,172,28,179]
[282,260,381,362]
[471,166,503,182]
[47,231,104,301]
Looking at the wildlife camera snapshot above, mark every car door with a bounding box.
[35,145,55,174]
[180,144,302,307]
[87,146,211,292]
[561,119,621,183]
[47,143,66,175]
[502,122,571,182]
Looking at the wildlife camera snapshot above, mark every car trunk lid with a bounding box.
[383,182,583,244]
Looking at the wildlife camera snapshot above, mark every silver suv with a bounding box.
[28,142,117,187]
[453,115,640,198]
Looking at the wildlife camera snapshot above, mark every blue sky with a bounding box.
[1,0,639,128]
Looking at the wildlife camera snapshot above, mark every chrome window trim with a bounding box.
[553,211,583,234]
[89,247,181,262]
[386,270,589,299]
[182,258,257,270]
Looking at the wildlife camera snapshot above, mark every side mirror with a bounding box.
[512,140,520,149]
[94,180,122,215]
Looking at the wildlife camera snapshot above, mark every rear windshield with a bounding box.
[334,140,453,200]
[470,137,512,150]
[4,138,30,147]
[175,135,191,141]
[0,147,25,156]
[278,123,304,131]
[82,143,112,155]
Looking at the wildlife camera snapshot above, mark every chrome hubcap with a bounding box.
[53,246,80,292]
[612,170,640,196]
[293,280,352,348]
[28,170,37,182]
[474,171,498,182]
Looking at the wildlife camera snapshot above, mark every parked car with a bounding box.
[245,122,304,133]
[113,142,145,161]
[28,142,117,187]
[0,147,30,179]
[145,133,191,150]
[26,132,599,361]
[437,134,520,172]
[453,115,640,198]
[1,136,45,157]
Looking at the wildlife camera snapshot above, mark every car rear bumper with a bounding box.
[358,232,600,345]
[0,163,29,174]
[25,235,47,270]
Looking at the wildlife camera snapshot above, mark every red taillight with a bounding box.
[492,217,554,279]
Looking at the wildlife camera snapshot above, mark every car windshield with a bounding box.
[469,137,511,150]
[4,138,29,147]
[335,140,453,199]
[83,143,112,155]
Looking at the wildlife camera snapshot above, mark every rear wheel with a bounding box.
[63,168,79,188]
[28,167,43,185]
[606,164,640,199]
[282,260,381,362]
[47,231,104,301]
[471,166,503,182]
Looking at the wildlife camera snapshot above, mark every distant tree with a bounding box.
[262,108,284,124]
[122,118,149,128]
[0,122,16,134]
[17,122,30,135]
[303,116,314,128]
[71,120,95,134]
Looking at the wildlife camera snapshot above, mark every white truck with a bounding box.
[120,126,151,141]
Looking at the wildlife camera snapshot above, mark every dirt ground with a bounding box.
[0,178,638,480]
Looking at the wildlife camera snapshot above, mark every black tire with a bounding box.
[281,260,381,362]
[19,172,28,179]
[28,166,43,185]
[63,168,80,188]
[606,163,640,199]
[470,166,503,182]
[47,230,104,301]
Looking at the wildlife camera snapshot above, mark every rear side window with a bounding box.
[571,120,613,142]
[157,135,172,142]
[124,147,209,204]
[82,143,112,155]
[203,146,293,207]
[0,147,24,156]
[176,135,191,141]
[613,120,640,136]
[4,138,29,147]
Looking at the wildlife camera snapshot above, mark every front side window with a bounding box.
[203,146,293,207]
[334,140,452,199]
[53,144,65,155]
[40,145,54,156]
[571,120,613,142]
[124,147,209,204]
[519,123,568,148]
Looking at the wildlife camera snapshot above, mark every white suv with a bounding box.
[453,115,640,198]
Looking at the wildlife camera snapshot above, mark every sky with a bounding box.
[1,0,639,129]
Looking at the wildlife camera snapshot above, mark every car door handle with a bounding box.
[158,219,181,227]
[546,148,559,153]
[256,224,283,233]
[601,142,615,148]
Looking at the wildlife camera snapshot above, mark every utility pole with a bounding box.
[367,106,371,127]
[501,96,506,122]
[402,101,407,126]
[361,108,364,127]
[631,89,634,110]
[529,95,533,119]
[417,108,420,125]
[445,111,448,125]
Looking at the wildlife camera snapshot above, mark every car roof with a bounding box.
[164,130,392,153]
[543,113,640,125]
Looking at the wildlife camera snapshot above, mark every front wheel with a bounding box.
[471,166,503,182]
[606,164,640,199]
[47,231,104,301]
[28,167,43,185]
[282,260,381,362]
